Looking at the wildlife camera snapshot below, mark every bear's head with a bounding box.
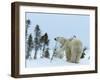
[54,37,66,44]
[54,37,67,48]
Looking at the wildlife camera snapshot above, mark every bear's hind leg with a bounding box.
[75,52,82,63]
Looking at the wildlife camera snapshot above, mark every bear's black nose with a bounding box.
[54,38,56,40]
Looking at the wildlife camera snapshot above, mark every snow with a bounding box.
[25,12,90,68]
[25,49,90,68]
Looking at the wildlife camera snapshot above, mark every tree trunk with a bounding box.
[34,50,37,59]
[43,44,45,52]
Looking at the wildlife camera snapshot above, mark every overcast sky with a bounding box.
[26,12,90,50]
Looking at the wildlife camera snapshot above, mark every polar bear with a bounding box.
[54,37,83,63]
[53,47,65,59]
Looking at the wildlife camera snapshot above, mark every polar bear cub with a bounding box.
[54,37,83,63]
[53,47,65,59]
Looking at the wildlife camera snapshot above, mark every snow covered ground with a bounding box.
[25,49,90,68]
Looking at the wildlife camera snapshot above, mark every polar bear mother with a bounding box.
[54,37,83,63]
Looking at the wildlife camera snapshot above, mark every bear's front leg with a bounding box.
[70,52,77,63]
[65,48,71,62]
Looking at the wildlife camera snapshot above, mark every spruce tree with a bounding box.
[34,25,41,59]
[40,33,50,58]
[25,20,31,39]
[25,19,31,59]
[26,34,33,59]
[81,47,87,58]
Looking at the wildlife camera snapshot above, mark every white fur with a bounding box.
[55,37,83,63]
[54,47,65,59]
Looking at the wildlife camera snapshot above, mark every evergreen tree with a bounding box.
[34,25,41,59]
[43,48,50,58]
[25,20,31,39]
[40,33,50,58]
[25,19,31,59]
[81,47,87,58]
[26,34,33,59]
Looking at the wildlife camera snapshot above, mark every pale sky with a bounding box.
[26,12,90,50]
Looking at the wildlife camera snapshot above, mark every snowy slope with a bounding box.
[26,49,90,68]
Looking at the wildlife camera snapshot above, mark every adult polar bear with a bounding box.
[54,37,83,63]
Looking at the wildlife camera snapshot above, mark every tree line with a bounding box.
[25,19,50,60]
[25,19,87,61]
